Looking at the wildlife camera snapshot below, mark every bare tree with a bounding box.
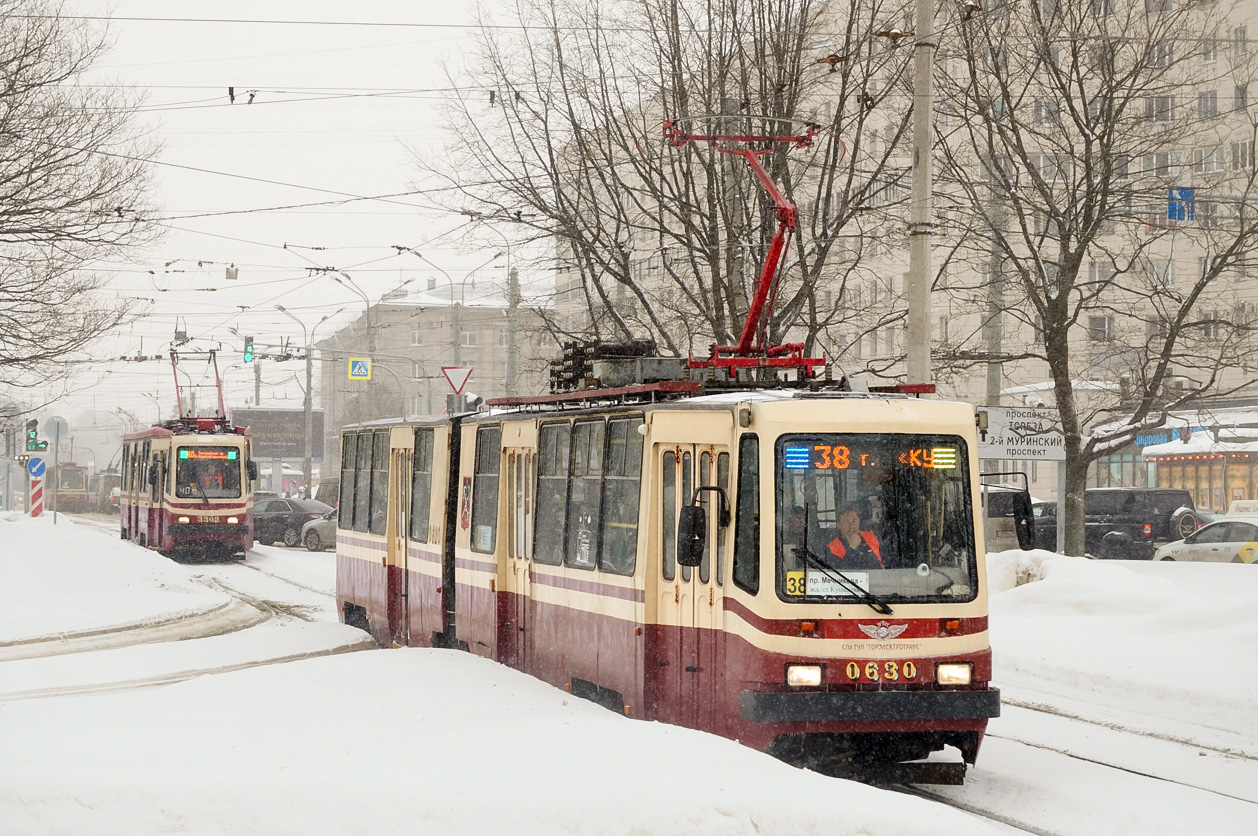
[419,0,922,365]
[0,1,160,393]
[936,0,1258,553]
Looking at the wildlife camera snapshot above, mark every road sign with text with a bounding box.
[977,407,1066,461]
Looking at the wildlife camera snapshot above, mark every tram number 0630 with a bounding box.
[844,660,918,683]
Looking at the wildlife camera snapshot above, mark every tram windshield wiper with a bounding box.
[192,480,210,508]
[792,546,894,616]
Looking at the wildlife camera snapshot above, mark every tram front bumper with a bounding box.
[740,687,1000,724]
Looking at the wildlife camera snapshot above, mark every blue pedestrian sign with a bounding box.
[27,457,45,477]
[347,357,372,381]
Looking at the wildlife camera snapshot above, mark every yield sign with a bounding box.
[442,366,474,395]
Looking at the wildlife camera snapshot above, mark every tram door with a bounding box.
[386,435,412,645]
[501,448,534,671]
[657,444,727,731]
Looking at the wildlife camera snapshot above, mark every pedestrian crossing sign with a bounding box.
[348,357,372,380]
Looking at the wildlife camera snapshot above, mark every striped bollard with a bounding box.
[29,476,44,517]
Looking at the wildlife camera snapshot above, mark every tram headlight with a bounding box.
[935,662,972,686]
[227,516,239,524]
[177,515,191,524]
[785,664,823,688]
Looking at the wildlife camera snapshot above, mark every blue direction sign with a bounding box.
[347,357,372,381]
[27,457,46,477]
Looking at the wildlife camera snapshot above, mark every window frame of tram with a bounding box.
[732,434,760,595]
[409,428,435,543]
[530,416,644,577]
[470,425,502,553]
[338,434,356,531]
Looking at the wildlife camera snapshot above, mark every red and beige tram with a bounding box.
[119,350,257,558]
[335,385,1000,782]
[119,416,255,558]
[52,464,90,513]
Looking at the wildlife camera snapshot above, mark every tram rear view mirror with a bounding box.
[677,505,706,567]
[247,460,258,481]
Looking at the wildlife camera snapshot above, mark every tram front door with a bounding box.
[655,444,727,732]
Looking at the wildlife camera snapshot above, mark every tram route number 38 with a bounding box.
[843,660,919,683]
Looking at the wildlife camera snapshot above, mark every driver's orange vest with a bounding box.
[827,531,882,565]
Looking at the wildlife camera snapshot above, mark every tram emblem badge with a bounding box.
[858,621,909,642]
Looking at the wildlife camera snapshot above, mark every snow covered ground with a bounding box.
[2,512,1255,835]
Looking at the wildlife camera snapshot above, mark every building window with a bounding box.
[1151,40,1174,68]
[411,361,424,380]
[1203,311,1221,338]
[410,327,423,346]
[1034,100,1060,125]
[1090,0,1114,17]
[1145,96,1174,122]
[1235,83,1249,113]
[1198,90,1218,119]
[459,328,477,347]
[1236,26,1248,57]
[497,327,509,347]
[1145,0,1172,13]
[1143,150,1177,178]
[1193,145,1224,174]
[1233,139,1254,170]
[1148,259,1175,288]
[1202,37,1217,62]
[411,394,426,416]
[1088,315,1116,341]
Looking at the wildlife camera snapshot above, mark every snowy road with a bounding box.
[0,514,374,701]
[3,517,1255,834]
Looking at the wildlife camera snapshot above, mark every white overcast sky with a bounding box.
[49,1,514,435]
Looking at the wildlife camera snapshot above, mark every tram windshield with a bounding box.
[776,433,977,604]
[175,446,243,499]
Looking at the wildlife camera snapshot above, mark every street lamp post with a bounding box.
[277,305,342,499]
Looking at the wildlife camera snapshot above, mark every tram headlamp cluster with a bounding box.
[177,515,191,524]
[785,664,823,688]
[227,516,239,524]
[935,662,973,686]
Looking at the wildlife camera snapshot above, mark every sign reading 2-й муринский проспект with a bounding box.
[977,407,1066,461]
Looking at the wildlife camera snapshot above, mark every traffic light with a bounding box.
[243,335,255,362]
[25,419,37,452]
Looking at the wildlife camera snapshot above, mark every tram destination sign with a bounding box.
[977,406,1066,461]
[230,408,325,460]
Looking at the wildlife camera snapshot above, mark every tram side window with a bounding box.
[566,420,605,570]
[369,431,389,535]
[598,417,643,576]
[717,451,729,585]
[662,450,677,582]
[470,425,502,553]
[409,429,435,542]
[534,422,571,566]
[353,432,373,532]
[732,435,760,594]
[338,434,356,529]
[699,450,712,584]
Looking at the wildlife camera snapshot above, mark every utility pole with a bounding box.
[905,0,936,386]
[254,361,261,407]
[506,266,519,396]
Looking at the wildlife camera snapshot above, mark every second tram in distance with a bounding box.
[335,387,1000,782]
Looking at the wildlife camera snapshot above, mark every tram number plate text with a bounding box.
[843,660,919,683]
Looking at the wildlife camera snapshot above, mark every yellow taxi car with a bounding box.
[1154,501,1258,563]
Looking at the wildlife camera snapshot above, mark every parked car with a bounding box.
[1082,488,1198,559]
[300,509,337,552]
[253,497,334,547]
[314,479,339,508]
[1154,515,1258,563]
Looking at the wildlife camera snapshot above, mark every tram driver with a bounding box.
[824,502,883,570]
